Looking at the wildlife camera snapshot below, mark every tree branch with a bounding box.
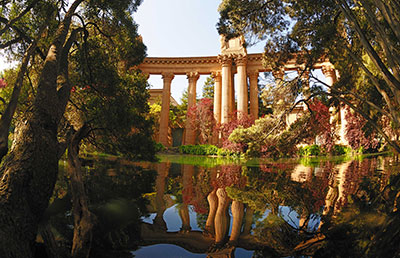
[0,0,39,36]
[337,0,400,91]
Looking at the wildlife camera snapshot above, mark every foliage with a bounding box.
[0,0,155,256]
[330,144,353,156]
[154,142,165,152]
[65,16,156,160]
[344,105,379,152]
[220,112,254,152]
[217,0,400,154]
[298,145,321,157]
[178,144,219,156]
[228,100,335,158]
[187,98,216,144]
[202,76,214,99]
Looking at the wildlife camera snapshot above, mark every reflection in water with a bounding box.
[43,155,400,257]
[137,155,400,257]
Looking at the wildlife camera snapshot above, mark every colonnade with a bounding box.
[138,40,340,147]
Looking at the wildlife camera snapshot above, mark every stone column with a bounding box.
[219,55,232,124]
[321,62,337,87]
[298,66,310,100]
[248,70,259,119]
[159,73,174,147]
[230,71,235,115]
[236,54,248,119]
[212,71,222,124]
[185,72,200,145]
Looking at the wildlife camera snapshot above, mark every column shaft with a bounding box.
[212,71,222,124]
[229,71,235,115]
[248,71,259,119]
[236,55,248,119]
[219,55,232,124]
[159,73,174,146]
[185,72,199,145]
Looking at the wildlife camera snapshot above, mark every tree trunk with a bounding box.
[68,124,95,258]
[0,107,60,258]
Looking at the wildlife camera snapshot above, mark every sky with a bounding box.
[0,1,322,103]
[134,0,266,103]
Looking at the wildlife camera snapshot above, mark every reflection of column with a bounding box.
[154,162,170,230]
[212,71,222,124]
[291,164,313,183]
[335,161,352,214]
[248,71,259,119]
[205,189,217,237]
[214,188,230,244]
[185,72,200,145]
[179,204,191,233]
[219,55,232,124]
[159,73,174,147]
[236,54,248,119]
[181,164,194,232]
[229,200,244,243]
[242,206,254,235]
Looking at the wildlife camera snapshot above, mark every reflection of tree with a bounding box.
[138,156,399,257]
[314,157,400,257]
[41,160,157,257]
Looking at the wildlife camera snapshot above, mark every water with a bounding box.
[46,153,400,257]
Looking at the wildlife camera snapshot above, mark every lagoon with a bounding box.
[46,153,400,257]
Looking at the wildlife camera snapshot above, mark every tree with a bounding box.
[187,98,216,144]
[202,75,215,99]
[217,0,400,154]
[0,1,150,257]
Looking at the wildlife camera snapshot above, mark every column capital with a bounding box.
[218,54,233,66]
[247,70,259,79]
[211,71,222,81]
[321,62,335,78]
[234,54,247,66]
[162,72,174,81]
[186,71,200,82]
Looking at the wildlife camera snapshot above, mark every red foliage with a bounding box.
[211,165,247,189]
[344,105,378,150]
[0,78,7,88]
[309,100,336,152]
[219,112,254,152]
[187,98,216,144]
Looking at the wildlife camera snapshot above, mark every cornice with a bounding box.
[141,56,219,65]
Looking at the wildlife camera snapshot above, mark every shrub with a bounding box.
[298,144,321,157]
[331,144,352,156]
[155,142,165,152]
[178,144,219,156]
